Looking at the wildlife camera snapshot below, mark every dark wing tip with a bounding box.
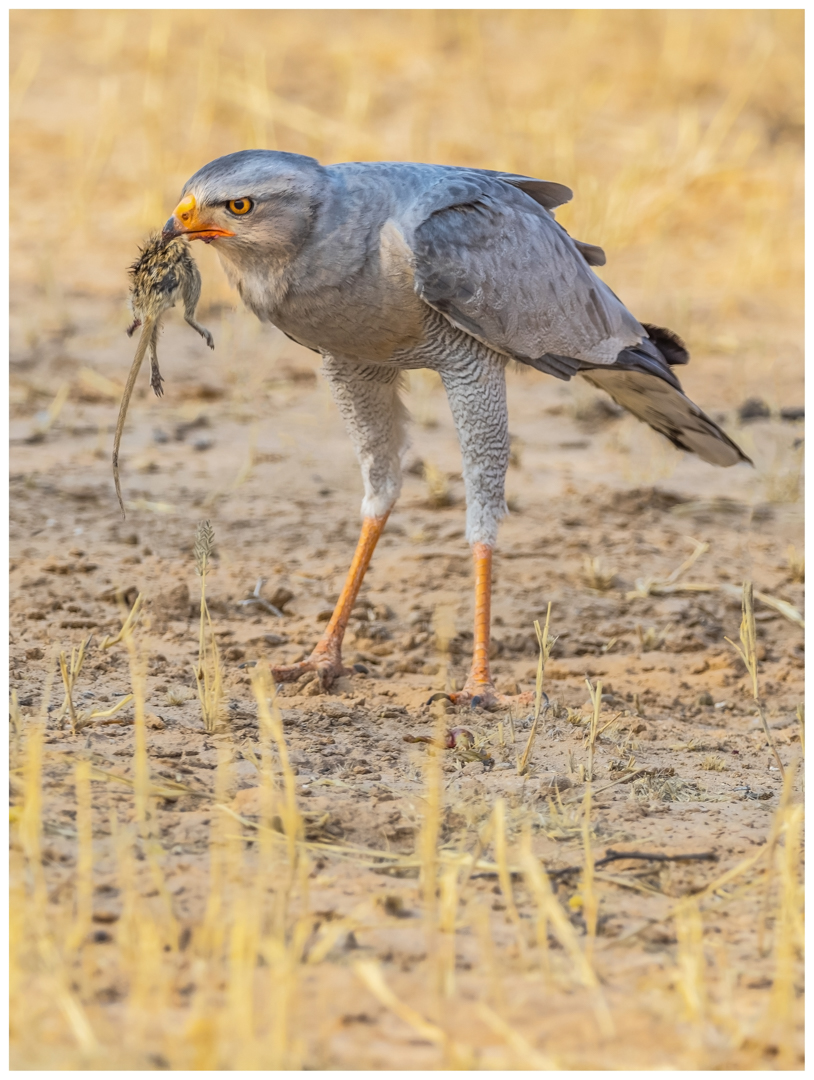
[642,323,690,366]
[574,240,606,267]
[498,175,573,210]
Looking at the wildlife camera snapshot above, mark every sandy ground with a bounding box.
[9,285,804,1068]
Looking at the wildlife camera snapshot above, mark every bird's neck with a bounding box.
[215,245,294,321]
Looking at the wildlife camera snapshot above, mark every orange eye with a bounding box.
[227,197,253,216]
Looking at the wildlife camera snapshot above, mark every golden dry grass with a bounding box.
[10,9,803,1071]
[11,11,803,333]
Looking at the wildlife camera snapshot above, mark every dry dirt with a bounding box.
[9,287,804,1068]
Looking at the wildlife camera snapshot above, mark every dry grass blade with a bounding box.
[194,518,215,577]
[582,556,616,592]
[250,668,302,870]
[628,537,709,598]
[581,785,598,961]
[29,381,70,442]
[493,799,523,937]
[767,802,804,1059]
[732,585,804,630]
[66,760,93,951]
[432,603,456,696]
[637,624,664,651]
[518,832,613,1036]
[786,544,804,583]
[632,578,804,630]
[518,605,555,775]
[194,520,224,733]
[354,959,460,1056]
[89,764,204,801]
[474,1002,555,1069]
[757,759,799,956]
[423,460,453,508]
[584,677,602,782]
[56,635,92,733]
[10,690,22,767]
[437,861,460,999]
[725,581,785,777]
[674,899,706,1024]
[100,593,143,650]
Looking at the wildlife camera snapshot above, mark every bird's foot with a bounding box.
[431,679,535,711]
[269,648,350,692]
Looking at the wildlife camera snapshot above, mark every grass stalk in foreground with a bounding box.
[437,860,460,999]
[121,600,150,833]
[194,519,224,734]
[493,798,526,960]
[57,635,91,734]
[518,604,556,775]
[581,784,598,962]
[518,831,613,1037]
[725,580,785,778]
[767,802,804,1063]
[66,760,93,952]
[250,668,302,881]
[674,898,707,1027]
[584,677,603,782]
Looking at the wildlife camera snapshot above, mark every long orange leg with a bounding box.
[447,544,533,709]
[270,512,389,688]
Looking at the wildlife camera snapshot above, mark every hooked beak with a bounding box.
[162,193,235,244]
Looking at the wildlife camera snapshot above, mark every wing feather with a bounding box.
[404,173,750,468]
[409,178,642,368]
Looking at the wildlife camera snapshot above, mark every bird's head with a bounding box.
[163,150,325,262]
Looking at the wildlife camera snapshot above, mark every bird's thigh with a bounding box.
[321,358,407,456]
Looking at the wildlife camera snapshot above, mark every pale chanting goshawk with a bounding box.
[163,151,749,707]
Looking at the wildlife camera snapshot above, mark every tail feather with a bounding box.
[640,323,690,367]
[581,368,751,468]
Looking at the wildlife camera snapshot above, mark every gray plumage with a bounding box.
[163,150,750,545]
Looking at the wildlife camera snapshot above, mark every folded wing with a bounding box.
[407,175,750,467]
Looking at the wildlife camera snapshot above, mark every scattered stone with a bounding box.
[737,397,770,423]
[268,586,295,612]
[323,702,352,719]
[92,910,120,924]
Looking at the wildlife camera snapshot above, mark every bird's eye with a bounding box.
[227,198,253,216]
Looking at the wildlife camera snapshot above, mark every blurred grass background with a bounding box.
[11,9,803,358]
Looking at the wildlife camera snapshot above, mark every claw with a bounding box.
[269,651,350,691]
[426,692,454,706]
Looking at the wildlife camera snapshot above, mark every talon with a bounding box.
[470,695,483,708]
[353,663,369,674]
[426,692,453,706]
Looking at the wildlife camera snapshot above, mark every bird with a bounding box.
[114,233,214,517]
[162,150,750,707]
